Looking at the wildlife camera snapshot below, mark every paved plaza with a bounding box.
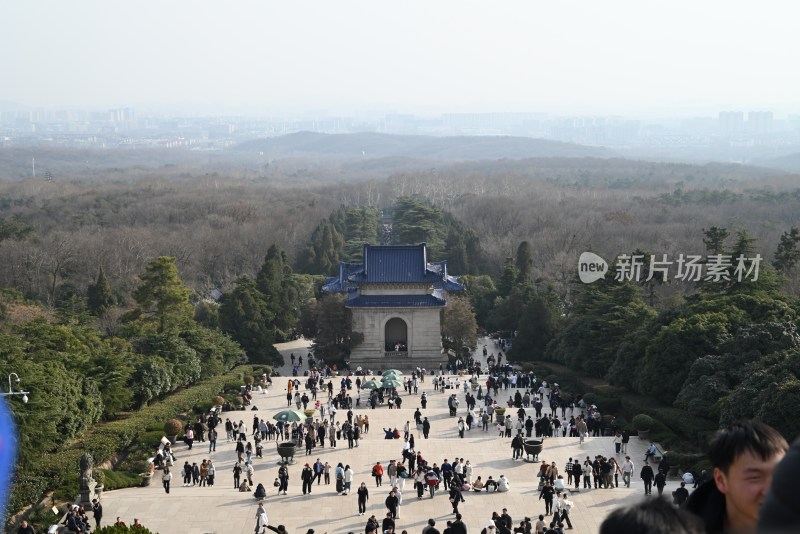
[102,340,686,534]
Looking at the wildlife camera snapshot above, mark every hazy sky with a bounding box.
[1,0,797,117]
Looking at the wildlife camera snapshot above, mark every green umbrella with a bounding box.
[382,369,403,377]
[273,409,305,423]
[381,377,403,389]
[362,378,383,389]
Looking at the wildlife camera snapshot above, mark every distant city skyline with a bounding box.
[2,1,797,118]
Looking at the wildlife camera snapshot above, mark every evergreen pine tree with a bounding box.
[87,267,115,316]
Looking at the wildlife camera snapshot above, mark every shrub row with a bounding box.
[8,366,252,521]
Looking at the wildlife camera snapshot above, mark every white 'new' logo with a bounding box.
[578,252,608,284]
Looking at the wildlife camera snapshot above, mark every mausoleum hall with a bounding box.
[322,243,464,369]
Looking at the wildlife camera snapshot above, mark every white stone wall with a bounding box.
[350,307,444,365]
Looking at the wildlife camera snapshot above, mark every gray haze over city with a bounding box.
[2,0,799,164]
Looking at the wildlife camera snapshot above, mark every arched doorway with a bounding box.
[384,317,408,353]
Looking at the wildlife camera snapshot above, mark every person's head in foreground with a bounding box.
[757,434,800,534]
[600,497,704,534]
[686,419,788,533]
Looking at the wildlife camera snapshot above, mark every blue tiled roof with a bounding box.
[347,294,446,308]
[322,243,465,292]
[352,243,441,284]
[321,262,363,292]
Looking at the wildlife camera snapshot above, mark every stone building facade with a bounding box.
[322,243,464,370]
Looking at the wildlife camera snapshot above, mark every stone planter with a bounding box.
[637,430,650,440]
[140,473,153,487]
[277,441,297,464]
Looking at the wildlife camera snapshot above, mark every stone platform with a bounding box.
[101,367,683,534]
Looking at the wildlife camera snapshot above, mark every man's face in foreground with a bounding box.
[714,449,785,530]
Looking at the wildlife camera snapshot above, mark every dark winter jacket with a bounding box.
[685,480,726,534]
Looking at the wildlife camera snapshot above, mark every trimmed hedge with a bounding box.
[8,366,252,521]
[98,469,143,491]
[96,525,158,533]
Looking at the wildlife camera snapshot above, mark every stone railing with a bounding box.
[384,351,409,358]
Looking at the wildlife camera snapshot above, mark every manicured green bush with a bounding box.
[192,400,213,414]
[164,419,183,436]
[632,414,655,431]
[211,395,225,406]
[95,524,158,533]
[98,468,143,490]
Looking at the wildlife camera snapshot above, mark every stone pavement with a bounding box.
[102,340,688,534]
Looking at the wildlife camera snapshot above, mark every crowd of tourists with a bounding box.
[69,337,800,534]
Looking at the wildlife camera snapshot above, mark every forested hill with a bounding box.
[234,131,614,160]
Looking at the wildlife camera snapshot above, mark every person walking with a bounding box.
[654,470,667,497]
[207,460,215,486]
[539,481,554,516]
[91,498,103,528]
[457,417,465,439]
[191,462,200,486]
[208,427,217,452]
[344,464,354,494]
[372,461,384,486]
[313,459,324,485]
[184,427,194,450]
[278,461,289,495]
[620,430,630,453]
[162,467,172,494]
[302,463,314,494]
[183,461,192,487]
[335,462,345,494]
[385,489,399,519]
[255,501,268,534]
[449,484,464,515]
[582,461,592,489]
[357,482,369,515]
[388,459,398,487]
[621,456,634,488]
[200,460,209,487]
[233,462,243,489]
[425,468,439,498]
[554,491,574,530]
[511,434,524,460]
[423,417,431,439]
[576,418,588,444]
[640,463,655,495]
[568,460,580,490]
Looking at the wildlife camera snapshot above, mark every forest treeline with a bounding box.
[1,152,798,304]
[493,227,800,444]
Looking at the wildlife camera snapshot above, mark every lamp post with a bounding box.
[1,373,30,403]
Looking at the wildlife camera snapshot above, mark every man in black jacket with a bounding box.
[451,513,468,534]
[500,508,513,530]
[301,463,314,494]
[381,512,395,533]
